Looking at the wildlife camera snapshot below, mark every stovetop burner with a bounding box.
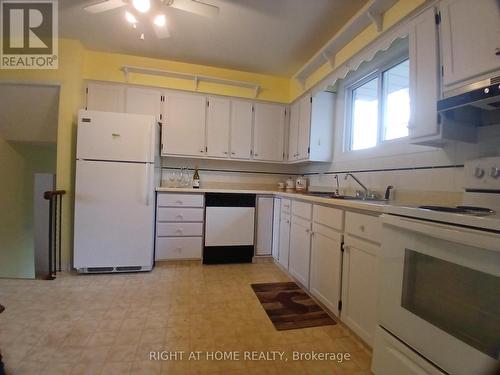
[418,205,495,216]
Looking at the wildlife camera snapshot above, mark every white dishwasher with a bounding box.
[204,193,256,264]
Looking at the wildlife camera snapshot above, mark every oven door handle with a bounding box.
[382,214,500,253]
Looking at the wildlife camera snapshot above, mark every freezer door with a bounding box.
[77,110,157,163]
[74,160,155,269]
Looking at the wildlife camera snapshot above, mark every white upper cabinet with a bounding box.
[440,0,500,89]
[229,100,253,160]
[86,83,125,113]
[162,93,206,157]
[288,101,300,161]
[206,97,230,158]
[253,103,285,162]
[125,87,162,121]
[297,94,312,160]
[408,6,441,140]
[288,91,334,162]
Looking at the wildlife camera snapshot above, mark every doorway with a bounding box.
[0,83,59,279]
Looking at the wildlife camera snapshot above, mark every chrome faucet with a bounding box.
[333,174,340,195]
[344,173,369,198]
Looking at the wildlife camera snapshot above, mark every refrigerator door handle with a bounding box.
[145,163,151,206]
[147,122,155,163]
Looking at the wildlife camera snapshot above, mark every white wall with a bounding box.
[161,157,299,189]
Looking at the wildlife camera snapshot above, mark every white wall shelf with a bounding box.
[293,0,398,88]
[121,65,261,98]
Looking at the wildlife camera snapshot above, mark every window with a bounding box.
[347,58,409,151]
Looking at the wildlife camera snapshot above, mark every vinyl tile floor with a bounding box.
[0,261,373,375]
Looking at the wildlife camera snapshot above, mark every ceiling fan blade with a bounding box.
[84,0,126,13]
[169,0,219,17]
[153,24,171,39]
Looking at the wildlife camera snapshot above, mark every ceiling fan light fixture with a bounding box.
[132,0,150,13]
[125,10,138,24]
[153,14,166,27]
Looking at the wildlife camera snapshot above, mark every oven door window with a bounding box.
[401,249,500,359]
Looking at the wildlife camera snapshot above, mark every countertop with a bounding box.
[155,187,388,213]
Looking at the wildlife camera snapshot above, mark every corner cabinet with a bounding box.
[439,0,500,90]
[288,91,335,162]
[162,93,207,157]
[253,103,286,162]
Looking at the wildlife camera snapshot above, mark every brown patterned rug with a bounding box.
[251,282,336,330]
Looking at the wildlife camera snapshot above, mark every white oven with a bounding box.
[376,214,500,375]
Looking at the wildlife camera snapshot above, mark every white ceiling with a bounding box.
[59,0,368,77]
[0,84,59,144]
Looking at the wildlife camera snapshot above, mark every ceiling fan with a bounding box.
[84,0,219,39]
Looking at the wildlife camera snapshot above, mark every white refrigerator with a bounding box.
[74,110,160,273]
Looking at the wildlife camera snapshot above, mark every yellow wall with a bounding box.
[83,50,290,103]
[0,0,422,277]
[289,0,426,101]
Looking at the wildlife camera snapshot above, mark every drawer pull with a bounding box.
[176,214,184,219]
[175,229,183,234]
[175,247,182,252]
[176,200,183,204]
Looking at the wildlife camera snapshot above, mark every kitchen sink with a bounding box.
[304,192,387,203]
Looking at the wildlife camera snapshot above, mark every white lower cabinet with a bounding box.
[156,237,203,260]
[341,233,379,346]
[278,212,291,269]
[288,215,312,288]
[271,198,281,260]
[255,196,274,256]
[310,222,342,316]
[372,327,446,375]
[155,193,204,260]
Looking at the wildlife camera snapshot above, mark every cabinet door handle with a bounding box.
[360,225,365,232]
[223,151,228,155]
[305,229,310,233]
[231,152,236,155]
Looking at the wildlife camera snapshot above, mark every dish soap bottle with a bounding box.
[192,166,200,189]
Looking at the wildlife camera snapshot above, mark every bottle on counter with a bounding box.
[192,166,200,189]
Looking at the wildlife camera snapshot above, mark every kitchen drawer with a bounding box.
[292,200,312,220]
[157,193,204,208]
[156,237,202,260]
[281,199,291,214]
[157,207,204,222]
[291,215,311,230]
[157,222,203,237]
[312,222,342,241]
[313,205,344,231]
[345,211,381,243]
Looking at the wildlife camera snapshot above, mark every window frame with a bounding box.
[345,52,410,152]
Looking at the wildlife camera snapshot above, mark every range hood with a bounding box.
[438,77,500,127]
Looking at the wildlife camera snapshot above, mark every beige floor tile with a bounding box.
[0,262,372,375]
[100,361,132,375]
[130,360,162,375]
[106,344,138,362]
